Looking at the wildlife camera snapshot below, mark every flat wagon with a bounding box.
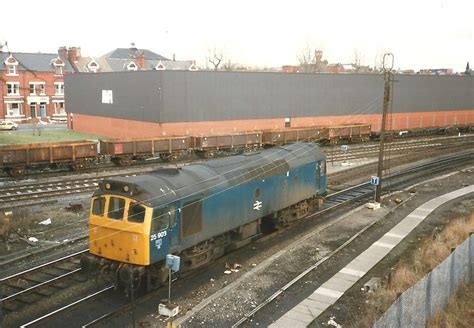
[0,140,97,176]
[99,136,193,164]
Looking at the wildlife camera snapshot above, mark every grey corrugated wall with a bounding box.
[65,71,474,123]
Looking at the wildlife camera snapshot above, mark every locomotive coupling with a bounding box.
[80,252,101,273]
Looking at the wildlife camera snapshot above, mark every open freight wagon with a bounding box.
[192,132,262,157]
[0,140,97,176]
[99,136,193,164]
[262,127,327,146]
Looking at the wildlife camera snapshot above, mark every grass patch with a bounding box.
[355,211,474,327]
[0,129,103,145]
[427,282,474,328]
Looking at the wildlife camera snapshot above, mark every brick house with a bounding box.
[0,48,74,122]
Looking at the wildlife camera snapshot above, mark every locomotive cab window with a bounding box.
[152,207,169,232]
[92,197,105,216]
[108,197,125,220]
[128,202,146,223]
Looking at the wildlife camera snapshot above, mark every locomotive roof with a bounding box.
[94,142,324,207]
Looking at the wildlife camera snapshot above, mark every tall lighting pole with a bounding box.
[375,53,394,203]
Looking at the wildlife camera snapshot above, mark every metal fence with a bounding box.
[373,234,473,328]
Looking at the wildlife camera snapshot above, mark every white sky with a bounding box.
[1,0,473,71]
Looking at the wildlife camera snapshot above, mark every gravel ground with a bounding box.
[102,166,474,328]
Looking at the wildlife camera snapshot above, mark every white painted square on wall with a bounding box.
[102,90,113,104]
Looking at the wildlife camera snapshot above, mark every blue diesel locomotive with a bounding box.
[81,142,327,290]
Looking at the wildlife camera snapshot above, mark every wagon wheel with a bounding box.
[195,150,209,159]
[111,157,132,166]
[5,167,26,177]
[159,153,172,162]
[69,161,86,171]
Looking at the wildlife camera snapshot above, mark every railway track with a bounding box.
[0,250,87,316]
[18,286,116,328]
[231,150,474,327]
[325,134,474,162]
[4,150,473,327]
[1,134,472,210]
[0,178,101,208]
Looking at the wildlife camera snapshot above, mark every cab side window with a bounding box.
[169,205,176,227]
[92,197,105,216]
[152,207,168,232]
[128,202,146,223]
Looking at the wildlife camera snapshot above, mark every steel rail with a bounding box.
[19,285,115,327]
[231,151,474,327]
[1,268,82,302]
[0,249,88,282]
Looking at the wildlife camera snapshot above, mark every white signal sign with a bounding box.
[371,176,380,186]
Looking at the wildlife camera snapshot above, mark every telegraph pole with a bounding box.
[375,53,394,203]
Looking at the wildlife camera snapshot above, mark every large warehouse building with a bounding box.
[65,71,474,138]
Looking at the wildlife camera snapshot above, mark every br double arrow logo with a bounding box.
[253,200,263,210]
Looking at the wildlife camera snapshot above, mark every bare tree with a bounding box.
[297,42,317,73]
[353,49,361,68]
[207,47,224,71]
[297,42,326,73]
[222,58,237,71]
[373,49,382,72]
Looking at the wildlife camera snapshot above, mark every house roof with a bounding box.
[71,47,196,72]
[0,52,74,72]
[104,48,169,61]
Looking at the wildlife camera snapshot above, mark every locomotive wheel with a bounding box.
[117,264,144,292]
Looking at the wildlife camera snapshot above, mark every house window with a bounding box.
[54,83,64,95]
[55,66,63,75]
[7,83,20,95]
[7,65,17,75]
[39,83,46,95]
[6,103,22,116]
[127,62,138,71]
[54,102,65,114]
[30,104,37,118]
[87,60,99,73]
[29,84,36,95]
